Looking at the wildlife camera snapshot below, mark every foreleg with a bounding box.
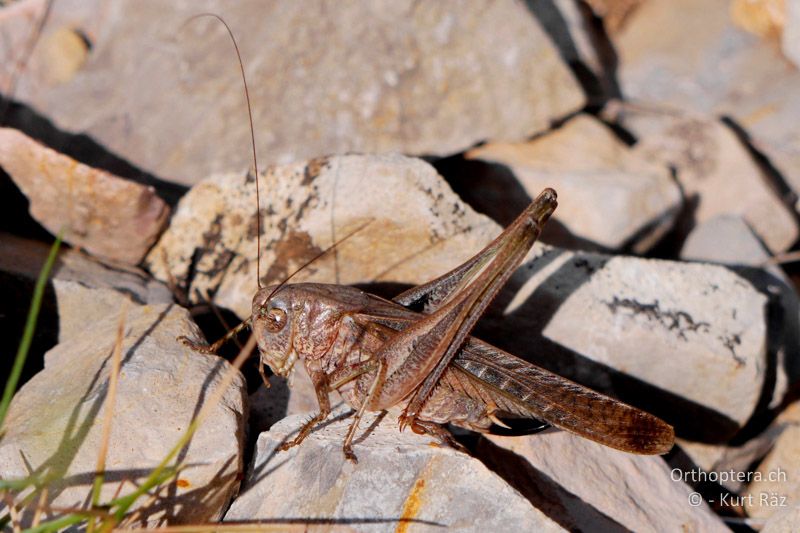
[278,370,331,451]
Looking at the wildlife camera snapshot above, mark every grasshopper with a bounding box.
[180,16,674,463]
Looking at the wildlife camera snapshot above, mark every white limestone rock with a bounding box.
[1,0,583,186]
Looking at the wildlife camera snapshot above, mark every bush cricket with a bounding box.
[180,15,675,463]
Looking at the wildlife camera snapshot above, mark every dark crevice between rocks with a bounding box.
[0,169,52,243]
[647,177,700,260]
[0,96,188,207]
[523,0,622,110]
[0,271,58,390]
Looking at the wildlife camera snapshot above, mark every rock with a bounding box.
[465,114,682,252]
[0,303,248,527]
[744,400,800,520]
[681,214,772,267]
[37,27,90,86]
[224,410,564,532]
[679,214,799,412]
[532,0,613,101]
[0,0,52,91]
[146,154,501,320]
[471,246,768,441]
[479,431,727,531]
[675,427,783,494]
[0,128,170,264]
[3,1,583,186]
[53,280,138,342]
[0,232,173,343]
[619,107,798,253]
[784,0,800,67]
[764,505,800,532]
[613,0,800,201]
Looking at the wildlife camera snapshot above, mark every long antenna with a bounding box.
[183,13,263,288]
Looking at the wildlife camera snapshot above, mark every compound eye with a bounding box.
[264,306,287,332]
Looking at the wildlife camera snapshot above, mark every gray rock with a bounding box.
[613,0,800,203]
[0,302,248,527]
[482,431,727,532]
[681,215,772,267]
[784,0,800,68]
[0,128,170,264]
[146,154,501,320]
[224,410,564,532]
[466,114,682,252]
[620,107,798,254]
[2,0,583,186]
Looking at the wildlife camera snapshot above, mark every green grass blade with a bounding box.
[21,511,88,533]
[0,233,62,429]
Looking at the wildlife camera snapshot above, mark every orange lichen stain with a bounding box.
[175,478,190,489]
[396,477,426,533]
[740,103,779,126]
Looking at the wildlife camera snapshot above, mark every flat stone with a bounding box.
[224,410,564,532]
[613,0,800,202]
[620,108,798,253]
[681,215,773,267]
[2,1,583,186]
[0,303,248,527]
[0,128,170,264]
[146,154,501,320]
[480,431,727,531]
[744,400,800,520]
[471,247,768,441]
[466,115,681,252]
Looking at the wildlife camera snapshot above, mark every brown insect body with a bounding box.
[180,15,674,462]
[248,190,675,460]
